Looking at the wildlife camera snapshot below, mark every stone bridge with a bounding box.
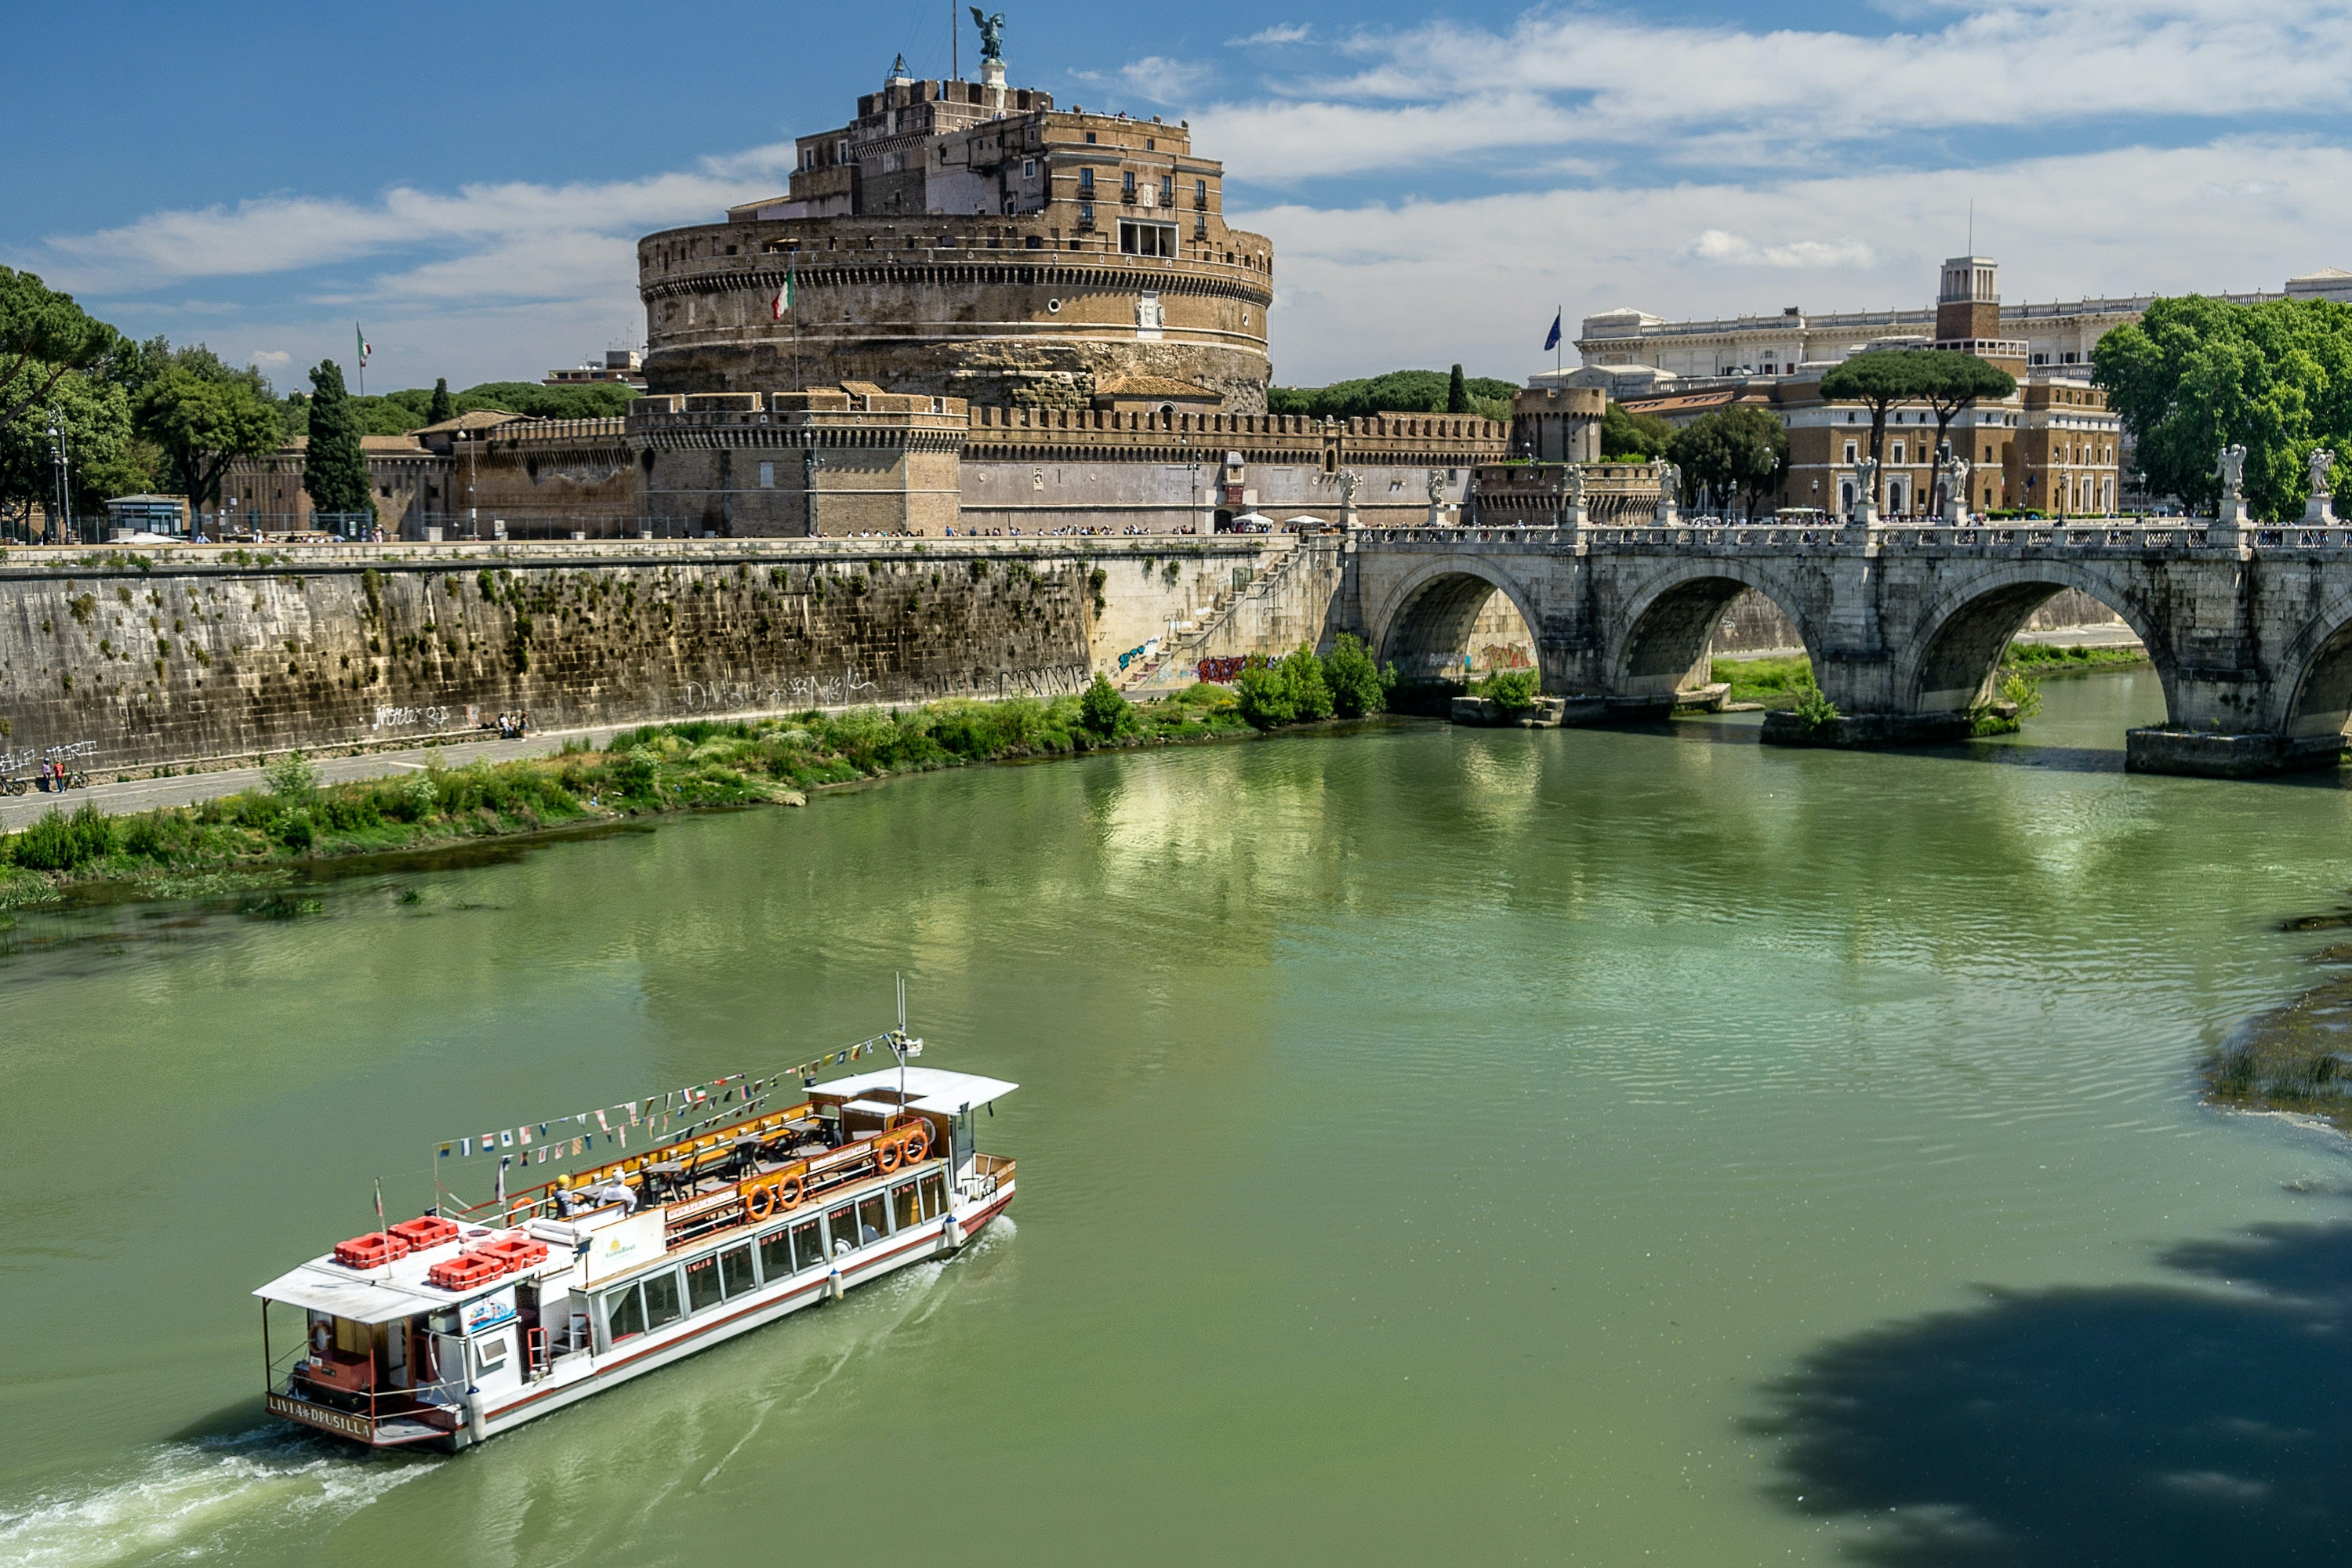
[1345,516,2352,776]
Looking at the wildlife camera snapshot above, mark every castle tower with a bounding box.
[637,67,1274,411]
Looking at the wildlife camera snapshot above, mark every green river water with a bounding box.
[9,669,2352,1566]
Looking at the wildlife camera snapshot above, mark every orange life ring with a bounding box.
[746,1184,778,1221]
[775,1174,804,1210]
[877,1142,901,1174]
[903,1123,931,1161]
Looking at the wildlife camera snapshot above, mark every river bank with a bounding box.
[0,682,1261,908]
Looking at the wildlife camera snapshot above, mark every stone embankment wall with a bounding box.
[0,536,1288,778]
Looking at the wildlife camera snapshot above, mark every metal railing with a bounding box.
[1360,517,2348,554]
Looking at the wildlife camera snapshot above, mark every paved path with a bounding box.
[0,725,631,832]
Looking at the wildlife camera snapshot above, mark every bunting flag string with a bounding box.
[430,1033,913,1177]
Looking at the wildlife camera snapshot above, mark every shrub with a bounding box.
[611,747,660,796]
[1280,644,1334,722]
[1998,671,2044,720]
[393,773,439,821]
[1233,664,1295,729]
[266,751,319,800]
[1478,668,1541,710]
[12,803,118,871]
[1323,633,1396,717]
[1080,673,1130,737]
[277,808,316,851]
[1791,687,1842,735]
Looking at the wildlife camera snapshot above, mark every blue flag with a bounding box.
[1543,310,1562,351]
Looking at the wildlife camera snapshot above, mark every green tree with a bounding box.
[427,377,455,425]
[1919,353,2016,506]
[1668,405,1789,520]
[0,267,119,438]
[1280,643,1334,721]
[455,380,637,421]
[303,361,375,521]
[1446,364,1469,414]
[1601,401,1675,459]
[1233,662,1294,729]
[1820,351,1935,506]
[2094,295,2352,519]
[0,368,144,536]
[1080,673,1130,737]
[132,365,282,515]
[1322,632,1396,717]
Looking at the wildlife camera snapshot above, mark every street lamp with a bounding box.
[47,407,76,545]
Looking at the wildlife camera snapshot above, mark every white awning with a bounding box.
[252,1261,450,1324]
[812,1065,1017,1116]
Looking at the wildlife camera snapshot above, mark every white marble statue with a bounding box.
[1564,464,1587,503]
[2217,444,2247,499]
[1854,456,1880,519]
[2311,446,2337,498]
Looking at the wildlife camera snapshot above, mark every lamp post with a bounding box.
[47,408,73,546]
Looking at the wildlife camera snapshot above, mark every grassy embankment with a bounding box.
[1707,639,2147,710]
[0,684,1250,907]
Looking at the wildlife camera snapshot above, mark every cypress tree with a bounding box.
[303,360,375,522]
[1446,363,1469,414]
[427,376,454,424]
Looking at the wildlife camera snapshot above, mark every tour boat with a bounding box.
[252,1045,1016,1450]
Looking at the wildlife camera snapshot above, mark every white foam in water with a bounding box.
[0,1425,435,1567]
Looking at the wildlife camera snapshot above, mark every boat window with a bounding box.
[758,1227,793,1281]
[827,1204,862,1256]
[790,1217,825,1272]
[643,1269,684,1330]
[685,1254,723,1315]
[604,1286,646,1344]
[858,1192,890,1242]
[891,1181,919,1231]
[918,1171,947,1221]
[720,1243,756,1298]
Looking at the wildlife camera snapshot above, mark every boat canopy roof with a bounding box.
[252,1260,456,1324]
[815,1065,1016,1115]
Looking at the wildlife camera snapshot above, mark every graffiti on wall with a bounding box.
[1116,637,1162,671]
[373,704,456,731]
[1475,644,1534,671]
[1196,655,1272,684]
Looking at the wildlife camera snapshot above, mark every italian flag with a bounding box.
[355,323,371,367]
[771,259,795,321]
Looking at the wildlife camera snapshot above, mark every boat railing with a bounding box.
[665,1119,938,1250]
[264,1318,467,1442]
[967,1152,1016,1201]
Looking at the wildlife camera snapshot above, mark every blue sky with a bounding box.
[7,0,2352,391]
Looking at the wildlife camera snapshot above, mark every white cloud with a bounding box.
[1240,139,2352,385]
[1677,230,1879,270]
[1229,24,1311,46]
[1187,1,2352,181]
[249,349,291,367]
[1071,55,1210,105]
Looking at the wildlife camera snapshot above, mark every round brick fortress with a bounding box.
[639,212,1276,412]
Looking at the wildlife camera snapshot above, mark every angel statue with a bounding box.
[1426,467,1447,506]
[1657,459,1681,499]
[1564,463,1587,502]
[2311,446,2338,498]
[2216,444,2247,499]
[1854,455,1880,514]
[1337,467,1359,506]
[970,9,1006,63]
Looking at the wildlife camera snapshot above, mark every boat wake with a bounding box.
[0,1423,435,1568]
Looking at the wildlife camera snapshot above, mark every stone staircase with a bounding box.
[1116,540,1310,694]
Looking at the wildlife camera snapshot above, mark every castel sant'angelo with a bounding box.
[610,24,1528,536]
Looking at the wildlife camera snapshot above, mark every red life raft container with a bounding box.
[426,1251,506,1291]
[332,1231,411,1269]
[478,1236,550,1272]
[389,1214,461,1250]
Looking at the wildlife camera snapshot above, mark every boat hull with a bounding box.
[274,1185,1013,1452]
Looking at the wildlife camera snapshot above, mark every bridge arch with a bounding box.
[1606,562,1820,700]
[1896,564,2176,721]
[2271,590,2352,739]
[1367,557,1545,684]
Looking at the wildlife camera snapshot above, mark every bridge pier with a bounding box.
[2123,728,2347,778]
